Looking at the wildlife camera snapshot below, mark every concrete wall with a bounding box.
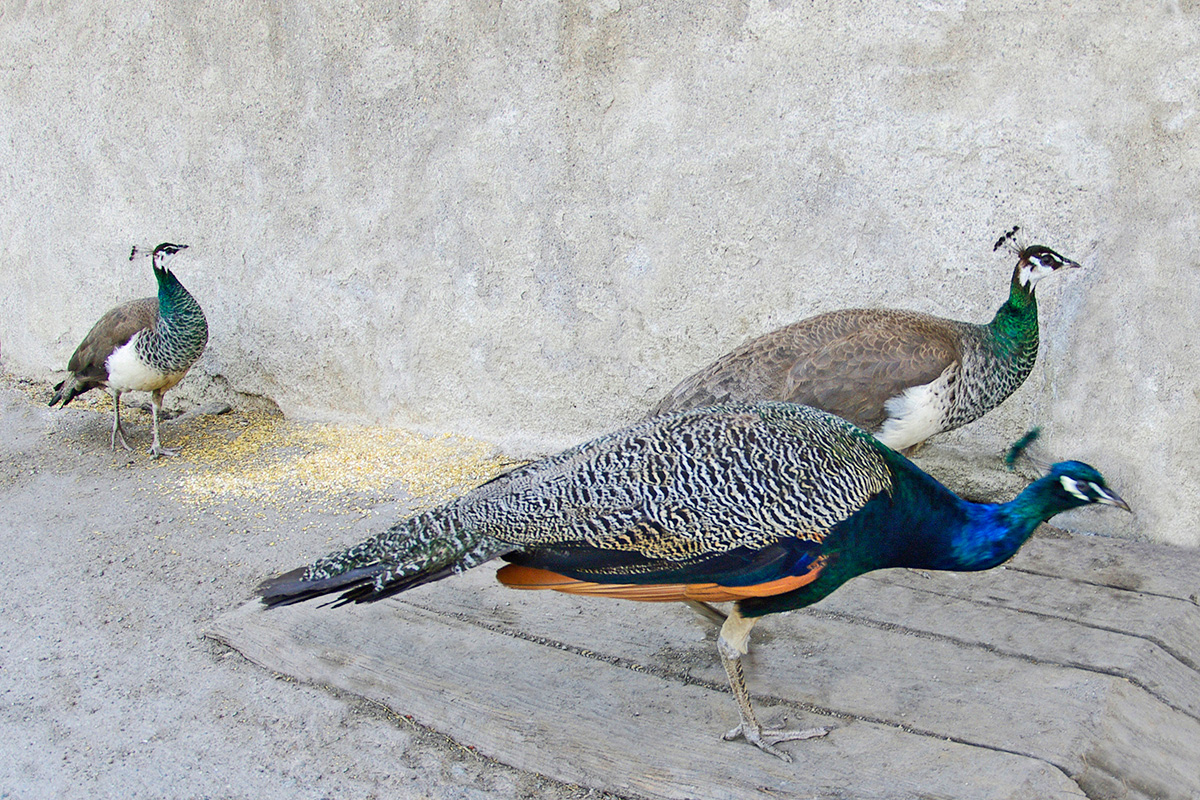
[2,1,1197,545]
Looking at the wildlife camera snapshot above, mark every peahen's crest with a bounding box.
[993,225,1023,256]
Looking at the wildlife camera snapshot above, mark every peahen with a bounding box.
[259,401,1129,761]
[648,228,1082,451]
[49,243,208,458]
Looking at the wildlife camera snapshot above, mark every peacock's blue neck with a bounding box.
[741,449,1118,619]
[927,501,1040,572]
[919,472,1081,572]
[849,447,1057,574]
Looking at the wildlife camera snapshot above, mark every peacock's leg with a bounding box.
[147,390,178,458]
[110,390,132,452]
[717,608,829,761]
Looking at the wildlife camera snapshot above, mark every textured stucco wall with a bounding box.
[1,2,1197,545]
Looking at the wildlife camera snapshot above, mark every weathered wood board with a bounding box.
[206,528,1200,800]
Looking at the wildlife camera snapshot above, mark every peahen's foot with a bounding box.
[149,433,179,458]
[111,423,133,452]
[110,393,134,452]
[148,403,177,458]
[723,719,829,762]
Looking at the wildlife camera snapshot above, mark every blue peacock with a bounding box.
[260,401,1129,760]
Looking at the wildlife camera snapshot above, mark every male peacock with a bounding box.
[260,401,1129,760]
[49,243,208,458]
[648,228,1082,451]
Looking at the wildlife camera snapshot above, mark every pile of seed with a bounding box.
[165,412,519,511]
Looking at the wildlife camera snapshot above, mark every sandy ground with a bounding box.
[0,370,621,800]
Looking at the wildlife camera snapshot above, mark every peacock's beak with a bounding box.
[1098,485,1131,512]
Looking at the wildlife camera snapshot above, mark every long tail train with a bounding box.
[258,506,509,609]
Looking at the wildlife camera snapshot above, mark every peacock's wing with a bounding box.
[470,403,893,597]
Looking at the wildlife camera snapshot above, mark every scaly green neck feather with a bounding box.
[155,268,192,319]
[985,270,1040,364]
[142,267,208,371]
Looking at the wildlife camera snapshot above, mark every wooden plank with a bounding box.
[849,565,1200,689]
[821,573,1200,720]
[207,598,1086,800]
[211,530,1200,799]
[1009,527,1200,602]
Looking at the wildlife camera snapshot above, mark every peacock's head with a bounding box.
[131,242,188,274]
[1046,461,1131,512]
[993,226,1081,290]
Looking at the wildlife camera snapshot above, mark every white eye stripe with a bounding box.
[1060,475,1092,501]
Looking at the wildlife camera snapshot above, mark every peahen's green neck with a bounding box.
[143,268,208,372]
[154,267,192,316]
[985,268,1040,364]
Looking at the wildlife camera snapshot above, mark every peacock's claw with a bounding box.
[723,719,830,762]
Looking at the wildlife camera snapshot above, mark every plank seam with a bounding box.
[810,598,1200,725]
[204,622,649,800]
[869,577,1200,674]
[1005,564,1200,605]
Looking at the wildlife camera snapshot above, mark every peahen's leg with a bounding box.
[717,608,829,761]
[110,390,132,452]
[148,390,177,458]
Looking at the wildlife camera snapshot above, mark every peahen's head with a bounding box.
[1015,245,1081,289]
[131,242,189,276]
[1042,461,1130,513]
[993,226,1081,291]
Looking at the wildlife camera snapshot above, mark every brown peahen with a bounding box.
[259,401,1129,761]
[49,243,208,458]
[648,228,1081,451]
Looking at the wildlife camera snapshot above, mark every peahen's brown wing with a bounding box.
[650,308,963,431]
[782,310,963,429]
[65,297,158,383]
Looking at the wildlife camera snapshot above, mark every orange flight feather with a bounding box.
[494,557,827,603]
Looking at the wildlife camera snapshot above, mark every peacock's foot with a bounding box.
[716,609,830,761]
[723,719,830,762]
